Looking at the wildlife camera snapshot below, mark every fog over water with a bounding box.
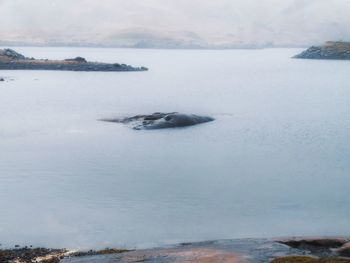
[0,0,350,47]
[0,47,350,249]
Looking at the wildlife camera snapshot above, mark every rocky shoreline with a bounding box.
[293,41,350,60]
[2,237,350,263]
[0,49,148,72]
[0,247,130,263]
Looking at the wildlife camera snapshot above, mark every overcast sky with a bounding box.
[0,0,349,47]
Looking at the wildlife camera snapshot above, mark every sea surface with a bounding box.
[0,47,350,249]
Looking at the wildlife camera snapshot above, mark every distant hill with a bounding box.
[0,30,275,49]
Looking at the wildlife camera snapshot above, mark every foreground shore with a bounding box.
[2,237,350,263]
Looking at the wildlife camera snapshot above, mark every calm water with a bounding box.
[0,47,350,249]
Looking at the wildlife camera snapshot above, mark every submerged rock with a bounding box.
[101,112,214,130]
[0,48,148,72]
[293,41,350,60]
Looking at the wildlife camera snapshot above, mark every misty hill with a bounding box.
[1,1,350,49]
[0,31,265,50]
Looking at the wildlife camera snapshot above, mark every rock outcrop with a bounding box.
[0,48,26,60]
[0,48,148,72]
[271,255,350,263]
[278,237,350,250]
[277,237,350,259]
[0,247,67,263]
[337,243,350,258]
[101,112,215,130]
[293,41,350,60]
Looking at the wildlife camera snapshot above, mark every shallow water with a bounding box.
[0,47,350,249]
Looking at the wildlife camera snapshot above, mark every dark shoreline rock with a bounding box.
[276,237,350,259]
[101,112,215,130]
[337,243,350,257]
[68,248,131,258]
[0,247,66,263]
[293,41,350,60]
[271,256,350,263]
[0,247,130,263]
[0,48,148,72]
[277,237,350,250]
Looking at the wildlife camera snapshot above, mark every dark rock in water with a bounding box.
[101,112,214,130]
[278,237,349,250]
[0,77,4,81]
[293,41,350,60]
[337,243,350,257]
[0,48,148,72]
[277,237,350,258]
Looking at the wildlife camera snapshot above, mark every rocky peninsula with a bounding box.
[294,41,350,60]
[0,49,148,72]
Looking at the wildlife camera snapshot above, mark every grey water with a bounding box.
[0,47,350,249]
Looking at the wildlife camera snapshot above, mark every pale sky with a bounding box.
[0,0,349,47]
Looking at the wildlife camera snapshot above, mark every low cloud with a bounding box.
[0,0,349,47]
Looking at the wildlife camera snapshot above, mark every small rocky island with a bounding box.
[294,41,350,60]
[101,112,215,130]
[0,49,148,71]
